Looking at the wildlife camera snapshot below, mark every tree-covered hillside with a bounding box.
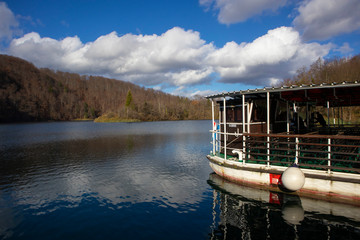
[281,54,360,123]
[0,55,212,122]
[282,55,360,86]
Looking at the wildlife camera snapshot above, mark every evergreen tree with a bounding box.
[125,90,132,108]
[125,90,133,118]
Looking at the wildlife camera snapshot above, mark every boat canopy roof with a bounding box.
[206,81,360,107]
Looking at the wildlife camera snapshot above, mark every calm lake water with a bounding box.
[0,120,359,240]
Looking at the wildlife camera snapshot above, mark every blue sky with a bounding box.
[1,0,359,97]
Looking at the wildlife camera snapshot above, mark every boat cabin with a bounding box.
[206,82,360,173]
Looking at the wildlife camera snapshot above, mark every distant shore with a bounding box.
[93,115,141,123]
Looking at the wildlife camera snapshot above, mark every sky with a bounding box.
[1,0,360,97]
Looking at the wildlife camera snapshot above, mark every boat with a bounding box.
[205,81,360,203]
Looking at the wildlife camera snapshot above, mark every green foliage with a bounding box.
[125,90,133,108]
[90,107,96,118]
[84,102,88,112]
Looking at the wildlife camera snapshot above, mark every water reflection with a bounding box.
[0,121,213,239]
[207,173,360,240]
[2,136,208,206]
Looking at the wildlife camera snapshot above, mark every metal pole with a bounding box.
[212,100,215,155]
[327,101,330,127]
[247,102,252,161]
[286,101,290,133]
[328,138,331,174]
[248,102,253,133]
[295,137,299,164]
[223,97,227,160]
[242,94,246,160]
[247,103,250,133]
[267,92,270,167]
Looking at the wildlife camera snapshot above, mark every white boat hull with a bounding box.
[208,155,360,203]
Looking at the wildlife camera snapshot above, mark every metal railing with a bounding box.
[211,131,360,174]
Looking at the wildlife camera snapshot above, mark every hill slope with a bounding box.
[0,55,211,122]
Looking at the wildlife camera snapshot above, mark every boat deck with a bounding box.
[213,132,360,174]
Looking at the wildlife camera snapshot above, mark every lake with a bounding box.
[0,120,359,239]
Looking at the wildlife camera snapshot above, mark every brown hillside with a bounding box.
[0,54,211,122]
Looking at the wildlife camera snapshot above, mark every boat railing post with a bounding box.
[295,137,299,165]
[223,97,227,160]
[242,94,246,162]
[286,101,290,134]
[212,100,215,155]
[327,101,330,127]
[218,107,221,155]
[328,138,331,174]
[266,92,270,167]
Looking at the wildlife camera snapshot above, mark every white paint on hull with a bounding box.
[209,173,360,222]
[208,155,360,200]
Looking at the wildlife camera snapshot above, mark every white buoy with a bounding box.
[281,166,305,191]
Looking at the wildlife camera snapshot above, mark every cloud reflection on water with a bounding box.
[1,121,212,215]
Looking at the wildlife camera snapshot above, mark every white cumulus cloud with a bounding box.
[293,0,360,40]
[8,26,332,93]
[9,32,88,71]
[200,0,287,24]
[207,26,332,85]
[9,27,215,88]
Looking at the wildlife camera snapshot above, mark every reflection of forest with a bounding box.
[207,174,360,240]
[0,55,212,122]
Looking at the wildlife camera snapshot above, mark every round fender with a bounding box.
[281,166,305,191]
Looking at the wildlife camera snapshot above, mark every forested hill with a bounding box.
[282,55,360,85]
[0,54,211,122]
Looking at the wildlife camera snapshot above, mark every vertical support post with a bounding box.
[266,92,270,167]
[295,137,299,165]
[211,100,215,155]
[223,97,227,160]
[247,102,253,161]
[242,94,246,162]
[219,106,221,153]
[247,102,253,133]
[305,90,309,130]
[246,103,250,133]
[328,138,331,174]
[286,101,290,133]
[327,101,330,127]
[286,101,290,155]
